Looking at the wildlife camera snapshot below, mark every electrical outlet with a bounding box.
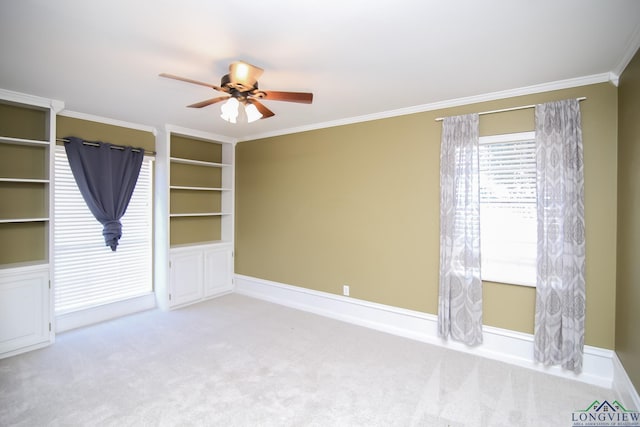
[343,285,350,296]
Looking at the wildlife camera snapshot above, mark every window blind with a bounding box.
[478,133,537,286]
[54,146,153,314]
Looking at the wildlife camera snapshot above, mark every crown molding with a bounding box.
[239,72,613,142]
[0,88,64,111]
[613,22,640,78]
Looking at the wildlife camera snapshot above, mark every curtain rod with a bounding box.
[56,138,155,155]
[434,97,586,121]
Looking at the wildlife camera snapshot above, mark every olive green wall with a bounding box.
[236,82,618,349]
[0,103,47,140]
[616,48,640,391]
[0,223,46,264]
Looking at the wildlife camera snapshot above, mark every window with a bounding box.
[479,131,536,286]
[54,145,153,314]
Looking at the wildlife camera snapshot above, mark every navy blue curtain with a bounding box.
[64,137,144,251]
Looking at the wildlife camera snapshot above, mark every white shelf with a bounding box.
[0,217,49,224]
[169,185,231,191]
[170,156,231,168]
[0,178,49,184]
[169,240,233,251]
[169,212,231,218]
[0,136,49,147]
[0,260,49,271]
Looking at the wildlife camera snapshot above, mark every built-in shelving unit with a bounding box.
[0,92,64,266]
[155,125,236,310]
[0,89,63,358]
[0,136,50,243]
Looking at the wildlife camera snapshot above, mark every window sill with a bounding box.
[481,274,536,287]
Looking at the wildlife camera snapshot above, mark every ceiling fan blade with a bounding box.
[159,73,226,92]
[259,90,313,104]
[247,99,275,119]
[187,96,231,108]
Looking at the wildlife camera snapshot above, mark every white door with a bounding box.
[169,250,204,307]
[0,265,52,358]
[204,248,232,297]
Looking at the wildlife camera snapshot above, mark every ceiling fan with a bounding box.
[159,61,313,123]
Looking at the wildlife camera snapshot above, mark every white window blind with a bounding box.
[479,132,537,286]
[54,145,153,314]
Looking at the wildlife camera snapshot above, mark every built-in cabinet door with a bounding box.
[204,248,232,297]
[168,243,233,309]
[0,265,52,358]
[169,250,204,307]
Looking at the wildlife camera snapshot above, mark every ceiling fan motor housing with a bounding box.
[221,74,258,96]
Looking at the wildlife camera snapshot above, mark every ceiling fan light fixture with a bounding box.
[245,103,263,123]
[229,61,263,88]
[220,97,240,123]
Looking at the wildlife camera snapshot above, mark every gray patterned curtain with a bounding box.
[438,113,483,346]
[534,99,586,372]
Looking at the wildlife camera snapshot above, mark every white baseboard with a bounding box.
[613,352,640,410]
[55,293,156,333]
[235,274,616,389]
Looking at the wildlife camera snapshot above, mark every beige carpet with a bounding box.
[0,294,611,426]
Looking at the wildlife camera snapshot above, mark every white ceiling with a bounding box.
[1,0,639,141]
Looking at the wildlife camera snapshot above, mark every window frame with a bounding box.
[53,145,154,316]
[478,131,537,287]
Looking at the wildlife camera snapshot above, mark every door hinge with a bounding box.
[169,261,172,268]
[49,322,52,332]
[169,293,172,301]
[49,280,51,289]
